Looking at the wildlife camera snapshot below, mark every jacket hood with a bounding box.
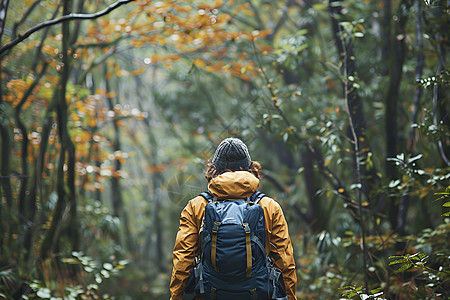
[208,171,259,199]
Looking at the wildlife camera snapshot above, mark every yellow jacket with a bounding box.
[170,171,297,299]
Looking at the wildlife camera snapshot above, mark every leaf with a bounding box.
[131,67,146,76]
[389,258,407,265]
[312,3,327,10]
[106,92,117,98]
[105,71,114,80]
[193,58,206,68]
[389,180,401,188]
[443,201,450,207]
[395,263,412,273]
[241,8,255,16]
[36,288,51,298]
[61,258,78,264]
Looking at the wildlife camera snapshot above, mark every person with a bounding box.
[170,137,297,300]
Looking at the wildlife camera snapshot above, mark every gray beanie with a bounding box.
[212,138,252,172]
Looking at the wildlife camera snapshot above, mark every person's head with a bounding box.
[205,137,262,182]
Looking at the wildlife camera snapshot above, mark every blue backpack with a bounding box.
[184,191,288,300]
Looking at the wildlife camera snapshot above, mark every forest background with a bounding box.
[0,0,449,299]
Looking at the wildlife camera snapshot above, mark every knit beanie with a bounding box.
[212,138,252,172]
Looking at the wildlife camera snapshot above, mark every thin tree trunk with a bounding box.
[134,75,164,268]
[0,0,12,253]
[398,0,426,238]
[24,105,54,261]
[381,0,392,75]
[15,63,49,223]
[329,0,369,289]
[0,0,10,43]
[408,0,425,152]
[433,53,449,165]
[40,0,77,259]
[104,65,134,253]
[385,0,409,231]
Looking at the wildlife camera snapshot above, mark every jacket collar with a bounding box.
[208,171,259,200]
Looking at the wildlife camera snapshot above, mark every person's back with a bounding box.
[170,138,297,300]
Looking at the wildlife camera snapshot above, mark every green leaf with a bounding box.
[312,3,327,10]
[370,287,383,294]
[443,201,450,207]
[389,258,407,265]
[395,263,412,273]
[298,29,308,36]
[61,258,78,264]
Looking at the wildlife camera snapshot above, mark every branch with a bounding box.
[11,0,43,39]
[0,0,10,45]
[0,0,135,55]
[31,3,61,72]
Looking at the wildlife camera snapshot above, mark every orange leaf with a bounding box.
[88,118,97,127]
[258,29,273,39]
[241,8,255,16]
[106,92,117,98]
[70,113,80,121]
[193,58,206,68]
[131,67,146,76]
[106,71,114,80]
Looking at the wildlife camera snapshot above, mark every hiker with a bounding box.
[170,137,297,300]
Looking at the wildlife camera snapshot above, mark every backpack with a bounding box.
[184,191,288,300]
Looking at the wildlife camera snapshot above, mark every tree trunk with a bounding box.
[381,0,392,75]
[385,0,409,231]
[407,0,425,152]
[0,0,11,253]
[40,0,77,259]
[104,64,134,253]
[134,75,164,269]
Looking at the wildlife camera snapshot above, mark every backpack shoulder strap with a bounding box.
[250,191,266,204]
[199,190,214,202]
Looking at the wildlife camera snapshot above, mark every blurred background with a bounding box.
[0,0,448,299]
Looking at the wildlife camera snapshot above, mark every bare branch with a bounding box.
[31,3,61,72]
[0,0,10,44]
[0,0,135,55]
[12,0,43,39]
